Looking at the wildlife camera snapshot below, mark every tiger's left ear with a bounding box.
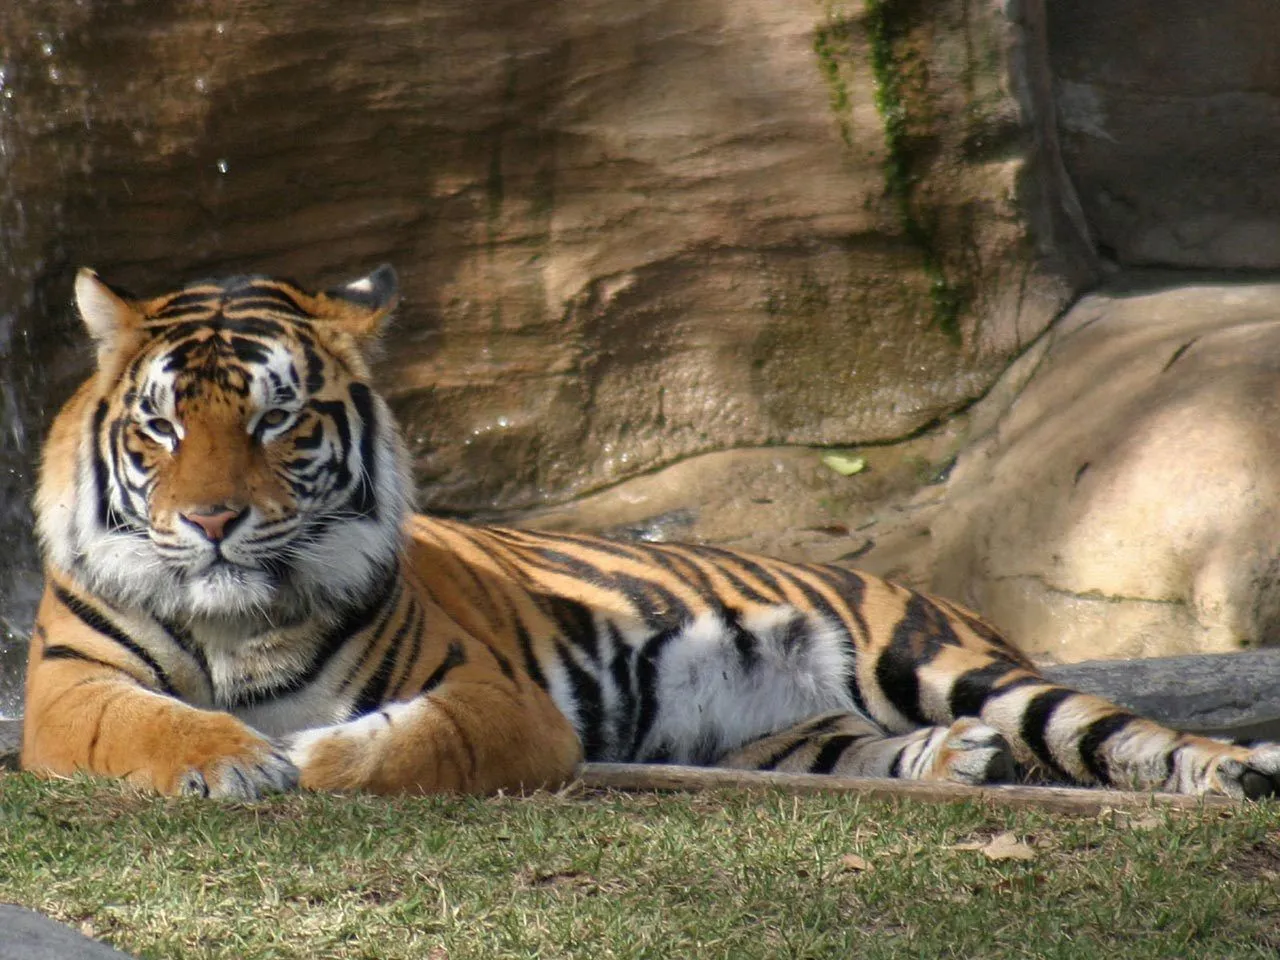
[318,265,399,339]
[75,268,145,365]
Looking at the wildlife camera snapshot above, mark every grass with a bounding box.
[3,774,1280,959]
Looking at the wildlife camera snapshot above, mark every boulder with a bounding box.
[915,279,1280,661]
[0,907,137,960]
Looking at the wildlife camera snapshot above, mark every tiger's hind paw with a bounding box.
[935,718,1015,786]
[1213,745,1280,800]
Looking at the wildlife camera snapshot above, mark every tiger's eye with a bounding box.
[259,408,291,429]
[145,417,176,439]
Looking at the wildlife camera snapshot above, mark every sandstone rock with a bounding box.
[913,279,1280,662]
[1050,0,1280,268]
[520,427,964,566]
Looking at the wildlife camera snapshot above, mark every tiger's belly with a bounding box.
[541,608,862,764]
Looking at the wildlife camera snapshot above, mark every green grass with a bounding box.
[3,774,1280,959]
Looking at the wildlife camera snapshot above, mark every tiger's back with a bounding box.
[22,266,1280,800]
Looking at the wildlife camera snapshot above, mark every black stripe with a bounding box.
[51,585,177,696]
[948,660,1038,719]
[1020,687,1075,779]
[605,623,638,759]
[757,715,846,771]
[779,570,869,718]
[873,594,969,726]
[514,620,550,691]
[873,648,925,727]
[221,316,291,339]
[679,545,774,604]
[310,400,352,486]
[652,546,721,602]
[420,640,468,695]
[514,545,613,589]
[156,619,213,694]
[494,526,651,562]
[810,734,858,775]
[759,737,810,771]
[229,564,397,706]
[90,400,123,532]
[223,296,308,318]
[228,335,273,365]
[558,640,606,760]
[1077,712,1137,786]
[724,607,760,672]
[338,580,405,690]
[155,291,219,317]
[347,383,379,519]
[612,572,689,631]
[544,595,600,664]
[805,564,874,642]
[41,644,135,677]
[630,626,680,761]
[299,334,326,394]
[390,602,427,698]
[679,543,784,599]
[349,596,417,718]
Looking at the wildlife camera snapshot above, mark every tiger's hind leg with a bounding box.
[717,712,1016,786]
[884,638,1280,798]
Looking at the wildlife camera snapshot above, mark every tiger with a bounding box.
[20,264,1280,801]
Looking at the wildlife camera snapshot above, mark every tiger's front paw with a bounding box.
[162,715,300,799]
[176,745,300,800]
[1211,745,1280,800]
[281,709,396,792]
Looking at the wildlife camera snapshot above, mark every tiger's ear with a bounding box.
[318,265,399,339]
[75,268,143,355]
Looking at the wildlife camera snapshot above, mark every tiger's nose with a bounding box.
[180,506,245,543]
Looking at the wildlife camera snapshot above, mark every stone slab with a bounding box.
[0,907,136,960]
[1047,651,1280,738]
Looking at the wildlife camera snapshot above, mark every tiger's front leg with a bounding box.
[283,662,583,795]
[23,620,298,800]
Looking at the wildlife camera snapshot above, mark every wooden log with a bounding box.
[576,763,1236,815]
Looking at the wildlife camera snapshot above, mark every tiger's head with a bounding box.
[37,267,411,625]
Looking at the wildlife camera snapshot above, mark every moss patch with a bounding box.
[814,1,968,344]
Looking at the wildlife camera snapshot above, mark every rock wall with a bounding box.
[1050,0,1280,268]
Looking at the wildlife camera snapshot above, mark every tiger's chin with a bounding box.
[180,563,280,621]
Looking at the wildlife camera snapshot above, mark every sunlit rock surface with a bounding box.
[916,280,1280,662]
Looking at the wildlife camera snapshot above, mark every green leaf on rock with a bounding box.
[821,452,866,476]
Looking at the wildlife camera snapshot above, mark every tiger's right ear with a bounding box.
[75,268,143,355]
